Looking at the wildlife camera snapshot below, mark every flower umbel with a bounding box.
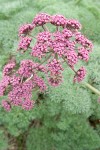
[0,13,93,111]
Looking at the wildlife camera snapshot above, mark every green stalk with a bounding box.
[84,82,100,96]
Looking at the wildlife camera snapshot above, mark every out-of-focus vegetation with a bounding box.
[0,0,100,149]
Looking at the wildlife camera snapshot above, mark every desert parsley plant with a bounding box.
[0,13,100,111]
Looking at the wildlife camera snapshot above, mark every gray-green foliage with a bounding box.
[87,44,100,90]
[0,106,35,136]
[0,129,8,150]
[0,0,100,149]
[26,115,100,150]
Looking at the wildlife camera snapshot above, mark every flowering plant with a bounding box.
[0,13,100,111]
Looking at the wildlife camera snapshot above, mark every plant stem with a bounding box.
[62,57,77,73]
[84,82,100,96]
[56,26,59,31]
[33,53,51,69]
[26,74,34,82]
[42,25,49,32]
[28,33,37,39]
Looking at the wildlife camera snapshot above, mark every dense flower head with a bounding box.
[51,15,67,27]
[22,99,35,110]
[19,24,34,36]
[0,13,93,111]
[53,31,65,42]
[66,41,76,51]
[37,65,47,73]
[17,60,34,77]
[2,100,11,111]
[48,74,62,86]
[31,43,48,59]
[28,62,47,73]
[8,86,23,106]
[66,19,82,30]
[10,75,21,87]
[8,80,34,106]
[37,31,51,43]
[33,75,47,92]
[32,13,51,26]
[47,59,63,75]
[18,37,32,51]
[0,86,5,96]
[78,47,89,61]
[3,62,16,76]
[62,29,73,38]
[64,50,78,67]
[75,32,93,50]
[22,80,34,96]
[73,67,86,83]
[0,76,10,96]
[52,41,66,56]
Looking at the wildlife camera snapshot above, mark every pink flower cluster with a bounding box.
[0,13,93,111]
[65,50,78,67]
[8,80,34,107]
[48,59,63,75]
[31,43,48,59]
[78,47,89,61]
[2,100,11,112]
[18,37,32,51]
[22,99,34,110]
[66,19,82,30]
[19,24,34,36]
[3,62,16,76]
[32,13,51,26]
[0,76,10,96]
[73,67,86,83]
[0,59,48,111]
[62,29,73,38]
[51,15,67,27]
[75,32,93,49]
[10,75,21,87]
[47,59,63,86]
[52,41,66,57]
[17,60,34,77]
[53,31,65,42]
[37,31,51,43]
[33,75,47,92]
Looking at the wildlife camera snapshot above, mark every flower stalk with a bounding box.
[84,82,100,96]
